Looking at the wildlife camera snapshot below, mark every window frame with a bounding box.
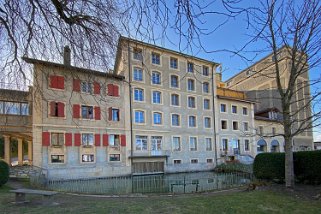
[187,96,196,109]
[189,136,198,151]
[133,48,143,61]
[187,62,194,73]
[170,74,180,89]
[232,121,239,131]
[152,90,162,105]
[221,120,228,130]
[231,105,238,114]
[151,52,161,65]
[134,109,146,124]
[171,113,181,127]
[203,98,210,110]
[204,117,211,129]
[170,93,180,107]
[187,78,196,92]
[133,67,144,82]
[133,88,145,102]
[151,70,162,85]
[220,103,227,113]
[172,136,181,151]
[170,57,179,70]
[152,111,163,126]
[188,115,197,128]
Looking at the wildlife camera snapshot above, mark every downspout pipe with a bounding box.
[127,42,134,174]
[211,64,220,167]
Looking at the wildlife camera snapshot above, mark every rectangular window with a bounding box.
[21,103,29,115]
[188,96,196,108]
[152,52,160,65]
[135,110,145,123]
[221,120,227,130]
[170,75,179,88]
[152,91,162,104]
[109,154,120,161]
[112,109,120,121]
[206,138,212,151]
[51,133,64,146]
[204,99,210,110]
[190,137,197,151]
[171,94,179,106]
[220,104,226,112]
[153,112,162,125]
[133,48,143,60]
[187,79,195,91]
[49,101,65,117]
[187,62,194,73]
[243,122,249,131]
[109,135,120,147]
[133,67,143,81]
[170,57,178,69]
[203,82,209,93]
[82,133,94,146]
[203,66,209,76]
[233,121,239,130]
[81,82,93,94]
[242,107,248,115]
[172,137,181,151]
[51,155,64,163]
[135,135,148,151]
[232,105,237,114]
[189,116,196,127]
[4,102,20,115]
[152,71,161,85]
[172,114,180,126]
[245,139,250,151]
[204,117,211,128]
[134,88,144,101]
[174,159,182,164]
[191,159,198,164]
[82,154,94,162]
[151,136,162,151]
[222,139,228,151]
[207,159,213,163]
[81,105,93,119]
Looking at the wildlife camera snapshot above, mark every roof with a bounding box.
[255,107,280,115]
[114,36,220,72]
[23,57,125,80]
[217,95,256,104]
[254,116,280,122]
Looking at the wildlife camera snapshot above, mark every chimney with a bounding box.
[63,46,71,66]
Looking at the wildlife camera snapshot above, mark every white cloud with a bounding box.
[315,134,321,142]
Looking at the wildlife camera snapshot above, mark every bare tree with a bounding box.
[244,0,321,188]
[1,0,245,89]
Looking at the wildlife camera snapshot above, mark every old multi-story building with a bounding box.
[23,47,131,179]
[225,47,313,151]
[114,37,220,174]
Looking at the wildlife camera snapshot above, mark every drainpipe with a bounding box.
[211,64,220,167]
[127,42,134,175]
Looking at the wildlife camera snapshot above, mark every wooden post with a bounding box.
[4,135,11,165]
[28,140,33,165]
[18,138,23,166]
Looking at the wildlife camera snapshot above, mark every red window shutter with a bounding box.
[74,133,81,146]
[94,106,101,120]
[95,134,101,146]
[113,85,119,97]
[50,101,56,116]
[108,107,112,121]
[103,134,109,146]
[94,82,101,95]
[65,133,72,146]
[120,135,126,147]
[57,102,65,117]
[42,132,50,146]
[107,84,114,96]
[73,104,80,118]
[57,76,65,89]
[73,79,81,92]
[50,76,58,88]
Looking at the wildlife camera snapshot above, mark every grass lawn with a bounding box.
[1,184,321,214]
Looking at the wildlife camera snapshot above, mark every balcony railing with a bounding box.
[128,150,170,158]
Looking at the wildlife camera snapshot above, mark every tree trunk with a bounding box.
[283,109,295,188]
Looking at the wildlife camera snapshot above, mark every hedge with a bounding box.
[0,160,9,186]
[253,153,285,180]
[253,150,321,184]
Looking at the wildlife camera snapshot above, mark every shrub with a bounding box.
[253,153,285,181]
[253,151,321,184]
[294,150,321,184]
[215,162,253,174]
[0,160,9,186]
